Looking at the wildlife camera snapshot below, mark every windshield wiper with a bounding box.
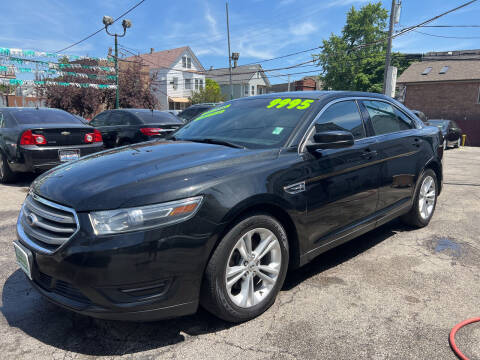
[183,138,245,149]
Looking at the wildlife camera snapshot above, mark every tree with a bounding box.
[314,2,416,93]
[105,59,158,109]
[41,57,157,118]
[190,79,225,104]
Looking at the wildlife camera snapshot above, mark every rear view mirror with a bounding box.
[306,130,354,153]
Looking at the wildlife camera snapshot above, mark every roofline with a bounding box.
[398,79,480,85]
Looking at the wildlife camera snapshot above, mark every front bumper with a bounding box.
[10,143,103,173]
[16,210,218,321]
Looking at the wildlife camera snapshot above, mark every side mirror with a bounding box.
[306,130,354,153]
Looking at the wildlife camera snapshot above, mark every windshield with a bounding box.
[174,97,315,149]
[11,109,82,125]
[133,111,183,125]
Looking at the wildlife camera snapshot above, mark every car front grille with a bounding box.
[18,193,78,253]
[36,271,91,304]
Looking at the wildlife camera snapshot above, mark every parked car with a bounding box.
[14,91,443,323]
[178,103,218,123]
[411,109,427,123]
[161,110,181,116]
[89,109,184,148]
[426,119,462,149]
[0,107,103,183]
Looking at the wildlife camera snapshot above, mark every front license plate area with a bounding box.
[13,241,32,280]
[59,149,80,162]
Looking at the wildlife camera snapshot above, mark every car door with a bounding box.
[90,112,111,147]
[0,111,19,161]
[302,100,381,252]
[360,99,424,215]
[106,111,138,146]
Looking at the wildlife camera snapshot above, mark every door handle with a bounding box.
[361,149,377,159]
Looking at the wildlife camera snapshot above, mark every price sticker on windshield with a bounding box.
[267,98,314,110]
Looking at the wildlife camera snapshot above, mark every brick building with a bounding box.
[397,59,480,146]
[269,76,322,93]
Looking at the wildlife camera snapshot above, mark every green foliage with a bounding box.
[0,84,15,94]
[314,2,390,92]
[190,78,225,104]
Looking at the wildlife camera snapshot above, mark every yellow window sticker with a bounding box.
[194,104,231,121]
[267,98,314,110]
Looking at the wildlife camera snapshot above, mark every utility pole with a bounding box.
[226,2,233,100]
[383,0,396,95]
[103,16,132,109]
[287,74,291,92]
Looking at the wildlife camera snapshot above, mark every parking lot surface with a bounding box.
[0,147,479,360]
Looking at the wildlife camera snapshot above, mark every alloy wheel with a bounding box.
[225,228,282,308]
[418,175,436,220]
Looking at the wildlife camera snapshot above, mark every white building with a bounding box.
[126,46,205,110]
[206,64,270,100]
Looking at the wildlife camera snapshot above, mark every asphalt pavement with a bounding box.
[0,147,479,359]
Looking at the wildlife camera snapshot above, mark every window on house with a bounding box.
[172,77,178,89]
[439,66,449,74]
[195,79,199,90]
[185,78,192,90]
[251,85,255,95]
[182,56,187,68]
[199,79,204,90]
[187,57,192,69]
[244,85,249,96]
[422,67,432,75]
[258,87,263,95]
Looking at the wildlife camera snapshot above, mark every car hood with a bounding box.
[32,140,279,211]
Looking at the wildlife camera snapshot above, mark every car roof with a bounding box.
[0,107,67,113]
[109,108,163,113]
[244,90,392,101]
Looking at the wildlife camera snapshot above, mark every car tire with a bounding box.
[455,138,461,148]
[201,214,289,323]
[0,153,16,184]
[443,140,447,150]
[401,169,438,228]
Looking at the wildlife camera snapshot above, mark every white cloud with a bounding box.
[323,0,370,9]
[290,22,318,36]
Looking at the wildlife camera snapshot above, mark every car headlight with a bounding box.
[89,196,203,235]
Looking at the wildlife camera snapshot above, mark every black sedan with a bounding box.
[14,91,443,323]
[90,109,183,148]
[0,107,103,183]
[426,119,462,149]
[178,103,218,123]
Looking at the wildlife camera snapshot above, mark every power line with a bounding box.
[421,25,480,27]
[239,46,321,67]
[413,30,480,39]
[54,0,147,53]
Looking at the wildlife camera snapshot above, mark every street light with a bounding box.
[103,15,132,109]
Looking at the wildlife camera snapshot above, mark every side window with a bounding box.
[91,112,109,127]
[313,101,365,140]
[108,112,133,126]
[363,100,413,135]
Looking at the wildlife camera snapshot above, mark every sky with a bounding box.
[2,0,480,84]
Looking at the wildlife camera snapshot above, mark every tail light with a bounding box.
[20,130,47,145]
[140,128,164,136]
[85,129,102,143]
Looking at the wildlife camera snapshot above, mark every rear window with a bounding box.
[133,111,183,125]
[179,106,211,121]
[11,109,82,125]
